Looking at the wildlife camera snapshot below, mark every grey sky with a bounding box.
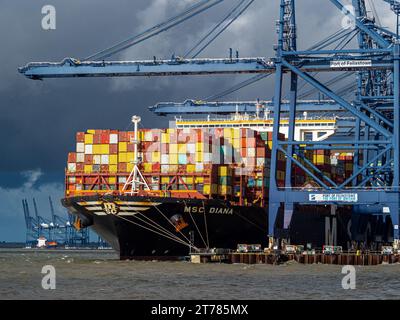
[0,0,396,241]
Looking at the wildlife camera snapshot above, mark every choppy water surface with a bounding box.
[0,248,399,300]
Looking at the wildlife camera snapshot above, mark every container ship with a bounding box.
[62,114,393,259]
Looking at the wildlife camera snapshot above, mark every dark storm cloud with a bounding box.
[0,0,395,241]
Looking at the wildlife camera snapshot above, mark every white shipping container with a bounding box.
[144,131,153,142]
[247,148,256,157]
[161,165,169,173]
[161,154,169,164]
[76,142,85,153]
[118,177,127,183]
[109,134,118,144]
[203,153,211,163]
[195,163,204,172]
[256,158,265,166]
[68,177,76,183]
[93,155,101,165]
[68,163,76,172]
[85,144,93,155]
[187,144,195,154]
[101,155,109,165]
[76,153,85,163]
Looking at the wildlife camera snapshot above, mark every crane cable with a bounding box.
[204,27,353,101]
[84,0,225,61]
[186,0,256,59]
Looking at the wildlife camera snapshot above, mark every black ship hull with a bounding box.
[62,195,393,259]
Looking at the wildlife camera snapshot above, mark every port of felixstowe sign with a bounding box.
[330,60,372,69]
[309,193,358,203]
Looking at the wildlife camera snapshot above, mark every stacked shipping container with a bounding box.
[68,127,370,202]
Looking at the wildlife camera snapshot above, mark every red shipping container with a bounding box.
[110,144,118,154]
[101,133,110,144]
[127,143,135,152]
[119,131,129,142]
[76,163,84,172]
[100,164,109,172]
[241,148,247,157]
[256,147,266,158]
[152,163,161,172]
[247,138,256,148]
[241,138,247,148]
[76,132,85,143]
[93,134,102,144]
[68,152,77,163]
[84,177,96,184]
[118,163,127,172]
[84,154,93,165]
[110,129,119,134]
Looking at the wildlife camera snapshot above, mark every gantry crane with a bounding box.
[19,0,400,249]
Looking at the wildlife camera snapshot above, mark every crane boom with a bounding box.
[18,54,392,80]
[149,99,344,115]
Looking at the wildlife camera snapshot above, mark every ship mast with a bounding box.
[123,115,150,194]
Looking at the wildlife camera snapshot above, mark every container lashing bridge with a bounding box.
[19,0,400,250]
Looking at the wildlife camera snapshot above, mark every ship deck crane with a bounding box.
[19,0,400,249]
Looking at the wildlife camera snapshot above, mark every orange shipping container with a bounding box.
[68,152,76,163]
[76,132,85,143]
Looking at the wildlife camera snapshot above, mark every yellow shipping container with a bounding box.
[127,163,134,172]
[195,177,204,184]
[196,142,203,153]
[204,184,218,195]
[218,166,231,176]
[178,144,186,154]
[186,164,195,173]
[185,177,194,184]
[109,165,118,173]
[84,165,92,173]
[119,142,127,152]
[119,152,127,163]
[161,133,170,144]
[223,128,232,138]
[161,177,170,184]
[85,134,93,144]
[233,129,240,139]
[109,155,118,165]
[233,139,240,149]
[87,129,96,134]
[144,163,152,172]
[219,185,232,195]
[170,144,178,154]
[195,152,203,162]
[127,152,134,162]
[93,145,102,154]
[169,154,178,164]
[152,151,161,163]
[109,176,117,184]
[100,144,109,155]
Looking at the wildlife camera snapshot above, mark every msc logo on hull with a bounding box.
[103,202,119,215]
[184,206,233,215]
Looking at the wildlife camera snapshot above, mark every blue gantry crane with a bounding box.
[22,197,90,247]
[19,0,400,250]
